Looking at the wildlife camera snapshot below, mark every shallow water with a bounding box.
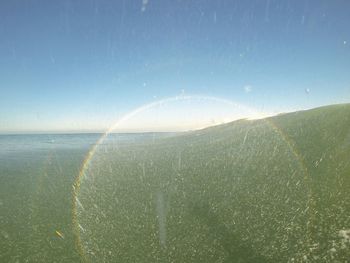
[0,134,97,262]
[0,133,157,263]
[1,120,349,263]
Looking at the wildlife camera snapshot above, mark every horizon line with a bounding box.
[1,102,348,135]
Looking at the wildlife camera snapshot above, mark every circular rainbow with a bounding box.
[71,95,312,262]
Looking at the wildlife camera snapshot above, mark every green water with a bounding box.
[0,134,97,262]
[1,104,350,262]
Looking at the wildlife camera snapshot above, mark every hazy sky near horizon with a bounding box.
[1,0,349,132]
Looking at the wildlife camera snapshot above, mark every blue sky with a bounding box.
[0,0,349,132]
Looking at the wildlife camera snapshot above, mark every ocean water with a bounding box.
[1,125,349,262]
[0,134,97,262]
[0,133,159,263]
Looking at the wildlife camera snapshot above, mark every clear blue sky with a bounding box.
[0,0,349,132]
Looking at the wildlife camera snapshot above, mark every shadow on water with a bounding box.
[189,201,272,263]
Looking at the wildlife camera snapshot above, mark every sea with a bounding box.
[1,130,349,262]
[0,133,158,263]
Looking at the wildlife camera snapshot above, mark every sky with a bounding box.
[0,0,349,133]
